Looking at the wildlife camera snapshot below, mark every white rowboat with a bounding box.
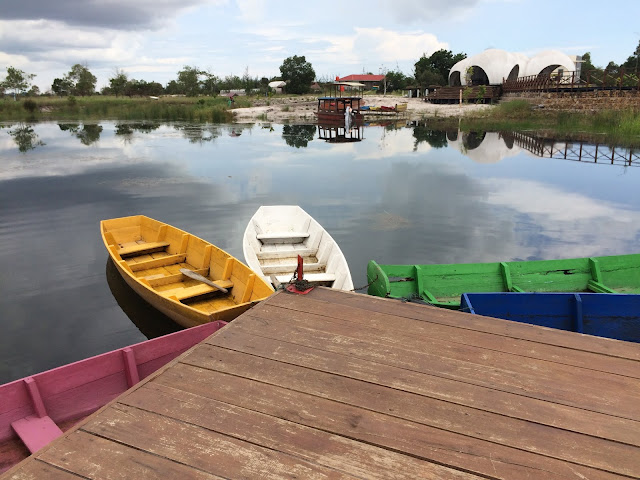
[242,206,354,291]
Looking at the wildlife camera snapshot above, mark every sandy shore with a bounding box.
[231,95,493,123]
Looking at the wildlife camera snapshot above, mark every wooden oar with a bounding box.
[180,268,228,293]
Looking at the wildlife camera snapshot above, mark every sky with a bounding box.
[1,0,638,92]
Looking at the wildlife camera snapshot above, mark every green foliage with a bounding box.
[23,99,37,113]
[65,64,97,96]
[476,85,486,104]
[279,55,316,94]
[385,70,407,92]
[8,124,45,152]
[109,70,128,97]
[1,66,36,98]
[412,126,448,150]
[415,49,466,87]
[282,124,315,148]
[177,66,202,96]
[52,77,73,96]
[495,99,532,117]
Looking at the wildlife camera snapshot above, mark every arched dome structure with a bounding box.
[523,50,575,77]
[449,49,575,86]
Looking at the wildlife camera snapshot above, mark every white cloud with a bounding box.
[353,27,448,62]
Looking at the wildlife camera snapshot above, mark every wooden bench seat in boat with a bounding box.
[272,272,336,284]
[118,241,170,258]
[261,260,326,275]
[11,415,63,453]
[127,254,187,272]
[161,279,234,301]
[257,244,316,260]
[256,232,309,244]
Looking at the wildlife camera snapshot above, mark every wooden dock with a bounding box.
[3,288,640,479]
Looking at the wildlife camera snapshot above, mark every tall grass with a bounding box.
[458,100,640,145]
[0,95,235,123]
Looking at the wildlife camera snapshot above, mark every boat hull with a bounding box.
[243,206,354,291]
[0,321,225,473]
[367,253,640,309]
[101,215,274,328]
[461,292,640,343]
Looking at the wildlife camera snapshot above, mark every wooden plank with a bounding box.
[182,344,640,477]
[207,320,640,447]
[155,363,615,480]
[5,459,82,479]
[301,288,640,367]
[128,254,187,272]
[118,241,169,258]
[11,416,63,453]
[246,300,640,418]
[19,431,221,480]
[82,404,360,480]
[118,383,478,480]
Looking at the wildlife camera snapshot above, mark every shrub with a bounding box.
[23,99,37,113]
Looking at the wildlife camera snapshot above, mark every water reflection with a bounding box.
[317,124,364,143]
[447,129,640,166]
[58,123,103,145]
[282,124,316,148]
[7,123,45,152]
[2,120,640,382]
[105,258,181,338]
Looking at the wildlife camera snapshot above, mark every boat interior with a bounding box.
[102,216,273,314]
[245,207,347,288]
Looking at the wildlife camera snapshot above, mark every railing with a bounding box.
[509,131,640,167]
[503,69,640,93]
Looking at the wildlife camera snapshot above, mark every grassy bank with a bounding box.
[0,95,250,123]
[437,100,640,146]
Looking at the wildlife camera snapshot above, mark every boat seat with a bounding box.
[256,232,309,244]
[11,415,63,453]
[257,244,316,260]
[162,280,233,301]
[273,272,335,284]
[261,261,326,275]
[128,254,187,272]
[118,241,170,258]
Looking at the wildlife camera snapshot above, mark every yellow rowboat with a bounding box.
[100,215,274,328]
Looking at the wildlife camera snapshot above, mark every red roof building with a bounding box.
[337,74,385,90]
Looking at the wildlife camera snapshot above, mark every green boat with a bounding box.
[366,253,640,309]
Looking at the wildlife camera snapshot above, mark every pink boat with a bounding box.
[0,321,226,473]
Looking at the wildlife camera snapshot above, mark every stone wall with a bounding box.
[502,90,640,111]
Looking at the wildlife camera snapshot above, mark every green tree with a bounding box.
[415,50,466,87]
[385,70,407,92]
[279,55,315,94]
[1,66,36,100]
[65,64,97,96]
[621,41,640,75]
[177,66,203,96]
[109,69,128,97]
[52,77,73,96]
[580,52,601,82]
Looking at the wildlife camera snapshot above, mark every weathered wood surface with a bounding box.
[4,288,640,479]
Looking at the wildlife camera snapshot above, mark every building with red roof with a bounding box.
[337,74,385,90]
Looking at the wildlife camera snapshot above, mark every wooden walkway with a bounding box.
[3,288,640,479]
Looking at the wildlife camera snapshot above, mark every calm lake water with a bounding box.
[1,120,640,383]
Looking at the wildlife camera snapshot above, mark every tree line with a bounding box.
[2,43,639,99]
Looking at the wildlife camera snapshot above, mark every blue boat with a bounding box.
[460,292,640,343]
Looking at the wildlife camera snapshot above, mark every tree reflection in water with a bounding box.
[8,124,45,153]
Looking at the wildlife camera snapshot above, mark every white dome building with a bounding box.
[523,50,575,77]
[449,49,576,86]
